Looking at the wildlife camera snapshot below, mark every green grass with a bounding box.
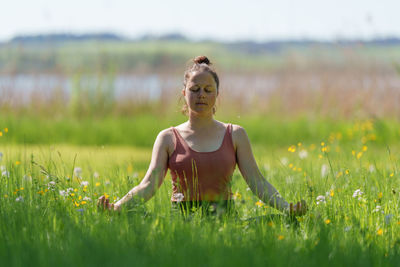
[1,114,400,147]
[1,121,400,266]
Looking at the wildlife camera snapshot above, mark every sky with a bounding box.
[1,0,399,42]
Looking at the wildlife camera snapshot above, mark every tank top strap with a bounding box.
[171,126,187,150]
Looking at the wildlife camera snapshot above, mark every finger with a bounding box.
[105,198,110,210]
[97,196,104,206]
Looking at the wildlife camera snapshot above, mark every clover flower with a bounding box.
[80,181,89,187]
[173,193,184,202]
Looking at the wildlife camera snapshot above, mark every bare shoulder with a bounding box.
[154,128,175,154]
[231,124,250,150]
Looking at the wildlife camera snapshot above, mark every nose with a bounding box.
[198,88,206,98]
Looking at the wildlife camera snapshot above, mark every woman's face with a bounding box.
[183,71,218,115]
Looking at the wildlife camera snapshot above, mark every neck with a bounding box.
[187,111,215,130]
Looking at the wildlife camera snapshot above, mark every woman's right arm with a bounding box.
[98,129,172,211]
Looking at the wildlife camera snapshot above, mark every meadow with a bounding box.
[1,40,400,266]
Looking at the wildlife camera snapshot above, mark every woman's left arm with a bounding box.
[233,125,306,216]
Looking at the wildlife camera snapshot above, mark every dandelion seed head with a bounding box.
[321,164,328,177]
[299,150,308,159]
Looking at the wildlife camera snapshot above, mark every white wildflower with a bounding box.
[105,180,110,185]
[132,172,139,179]
[59,190,68,197]
[16,196,24,202]
[352,189,364,199]
[83,196,92,202]
[74,167,82,177]
[173,193,184,202]
[2,170,10,178]
[299,150,308,159]
[280,157,288,166]
[80,181,89,187]
[344,226,352,232]
[372,205,383,213]
[316,195,326,205]
[321,164,328,177]
[246,187,251,191]
[66,188,74,193]
[47,181,56,190]
[93,172,100,179]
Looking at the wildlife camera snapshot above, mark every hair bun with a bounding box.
[193,56,211,65]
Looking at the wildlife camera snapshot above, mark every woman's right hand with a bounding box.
[97,195,120,212]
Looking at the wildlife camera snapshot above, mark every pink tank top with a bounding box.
[168,124,237,202]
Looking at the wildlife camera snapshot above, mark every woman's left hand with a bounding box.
[289,199,307,216]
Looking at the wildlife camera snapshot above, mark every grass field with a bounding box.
[1,118,400,266]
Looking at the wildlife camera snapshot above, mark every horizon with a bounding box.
[1,0,400,43]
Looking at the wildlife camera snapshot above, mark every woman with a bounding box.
[98,56,307,216]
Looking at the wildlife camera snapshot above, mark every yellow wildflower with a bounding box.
[0,131,2,137]
[70,193,75,197]
[255,200,264,207]
[78,195,82,200]
[20,187,24,190]
[352,150,356,156]
[321,142,325,146]
[15,161,21,165]
[318,154,323,159]
[95,182,101,187]
[267,222,274,227]
[325,219,331,225]
[378,192,383,199]
[377,229,383,236]
[390,173,394,177]
[288,163,293,169]
[74,201,80,207]
[330,190,334,197]
[74,188,78,192]
[362,146,368,152]
[278,235,285,240]
[297,142,302,147]
[4,194,8,198]
[81,201,87,205]
[345,170,349,175]
[357,152,363,159]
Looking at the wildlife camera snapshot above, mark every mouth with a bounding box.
[196,103,207,105]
